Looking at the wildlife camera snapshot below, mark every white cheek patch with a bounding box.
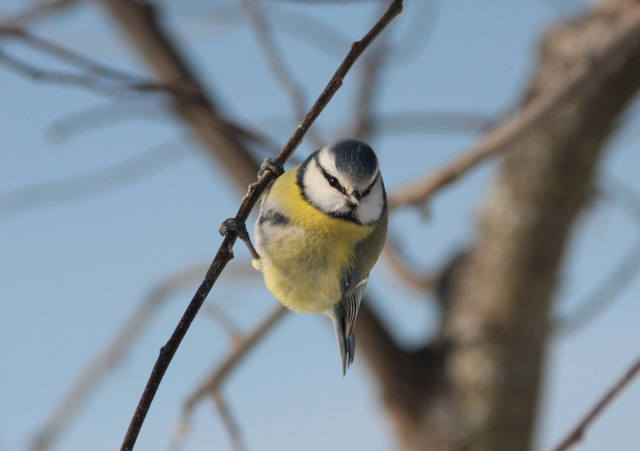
[356,176,385,225]
[317,147,352,190]
[303,159,349,214]
[317,147,338,175]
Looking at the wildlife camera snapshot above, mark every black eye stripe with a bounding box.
[314,155,346,193]
[361,172,379,197]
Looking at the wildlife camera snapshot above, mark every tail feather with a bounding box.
[327,305,356,375]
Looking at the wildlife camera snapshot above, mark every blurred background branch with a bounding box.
[2,0,640,450]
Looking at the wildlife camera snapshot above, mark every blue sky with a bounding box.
[1,1,639,450]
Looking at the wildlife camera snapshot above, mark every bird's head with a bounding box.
[298,139,386,225]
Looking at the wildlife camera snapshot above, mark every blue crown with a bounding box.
[330,139,378,181]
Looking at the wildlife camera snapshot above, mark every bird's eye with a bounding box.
[327,176,341,189]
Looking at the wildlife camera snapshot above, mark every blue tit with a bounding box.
[252,138,387,374]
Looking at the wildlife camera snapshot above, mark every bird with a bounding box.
[224,139,388,374]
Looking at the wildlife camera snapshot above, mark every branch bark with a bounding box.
[99,0,259,189]
[438,2,640,450]
[367,1,640,449]
[550,355,640,451]
[29,262,209,451]
[388,3,640,211]
[184,305,288,412]
[114,1,404,448]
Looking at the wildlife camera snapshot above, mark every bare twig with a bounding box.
[47,101,281,157]
[239,0,322,147]
[433,3,640,449]
[389,7,640,210]
[47,101,169,142]
[349,19,434,292]
[355,300,412,398]
[29,262,209,451]
[0,26,135,82]
[371,111,493,136]
[204,4,350,58]
[0,26,191,97]
[550,354,640,451]
[119,2,404,449]
[553,177,640,336]
[202,304,245,345]
[382,240,434,292]
[166,413,191,451]
[214,116,282,156]
[605,176,640,225]
[553,239,640,337]
[184,305,288,412]
[1,0,81,26]
[351,44,387,139]
[249,110,492,139]
[0,48,138,97]
[99,0,261,190]
[168,305,286,451]
[389,0,442,65]
[268,7,351,57]
[211,393,246,451]
[169,392,247,451]
[0,137,190,220]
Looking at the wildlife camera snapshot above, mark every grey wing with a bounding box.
[341,271,368,338]
[330,210,387,373]
[341,205,387,336]
[328,270,368,374]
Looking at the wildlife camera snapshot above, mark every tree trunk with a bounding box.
[380,1,640,449]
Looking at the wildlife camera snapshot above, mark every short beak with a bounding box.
[348,191,360,206]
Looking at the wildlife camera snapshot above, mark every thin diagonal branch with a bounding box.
[184,305,288,413]
[119,2,404,449]
[211,393,246,451]
[389,0,442,65]
[382,240,434,292]
[0,48,148,97]
[344,13,419,389]
[435,2,640,449]
[169,305,286,451]
[0,136,190,220]
[553,177,640,336]
[0,26,194,97]
[240,0,322,146]
[355,300,408,394]
[29,262,209,451]
[605,176,640,225]
[351,44,387,139]
[252,111,492,139]
[371,111,493,136]
[389,6,640,211]
[0,26,140,83]
[47,101,280,156]
[204,4,350,58]
[202,304,245,345]
[99,0,261,189]
[47,101,169,142]
[553,239,640,337]
[551,354,640,451]
[1,0,81,26]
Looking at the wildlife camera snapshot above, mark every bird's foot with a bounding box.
[219,218,260,260]
[258,157,284,179]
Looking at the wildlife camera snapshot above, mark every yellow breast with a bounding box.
[258,167,372,313]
